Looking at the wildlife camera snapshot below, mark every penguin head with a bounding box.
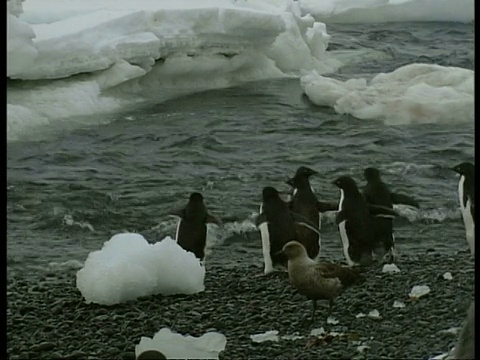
[262,186,280,201]
[452,162,474,177]
[287,166,318,187]
[281,241,308,260]
[189,192,204,203]
[364,167,381,182]
[332,176,358,191]
[296,166,318,178]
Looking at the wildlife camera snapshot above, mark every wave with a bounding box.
[298,0,474,24]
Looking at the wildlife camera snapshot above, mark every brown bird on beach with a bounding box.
[281,241,364,325]
[452,301,474,360]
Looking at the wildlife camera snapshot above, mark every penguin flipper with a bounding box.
[335,210,347,224]
[168,207,186,219]
[220,215,242,223]
[317,201,339,213]
[291,211,321,235]
[255,213,268,228]
[206,214,222,226]
[390,193,420,208]
[367,204,398,218]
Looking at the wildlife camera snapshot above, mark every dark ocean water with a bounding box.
[7,22,474,274]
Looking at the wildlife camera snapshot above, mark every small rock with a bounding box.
[64,350,87,359]
[442,272,453,280]
[30,342,56,352]
[122,351,136,360]
[18,305,36,316]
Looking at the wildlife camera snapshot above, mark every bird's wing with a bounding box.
[316,262,363,286]
[390,193,420,208]
[206,213,222,225]
[317,201,339,213]
[335,210,347,224]
[367,204,398,218]
[255,212,268,227]
[168,207,185,219]
[290,211,322,235]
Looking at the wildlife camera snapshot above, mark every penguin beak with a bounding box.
[285,178,294,186]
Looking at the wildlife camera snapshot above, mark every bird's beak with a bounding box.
[285,178,294,186]
[331,180,338,186]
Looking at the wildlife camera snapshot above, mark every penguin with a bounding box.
[255,186,322,275]
[332,176,399,267]
[363,167,420,262]
[451,162,475,255]
[168,192,221,261]
[286,166,338,260]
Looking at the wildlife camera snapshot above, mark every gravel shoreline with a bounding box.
[7,252,474,360]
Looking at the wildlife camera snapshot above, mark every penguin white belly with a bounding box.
[258,222,274,274]
[338,190,355,266]
[463,199,475,255]
[258,202,274,274]
[175,218,182,242]
[458,176,474,255]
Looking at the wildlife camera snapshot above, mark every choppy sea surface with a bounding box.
[7,22,474,275]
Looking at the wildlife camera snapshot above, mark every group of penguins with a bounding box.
[167,162,474,358]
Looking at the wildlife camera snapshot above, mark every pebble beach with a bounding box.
[7,251,474,360]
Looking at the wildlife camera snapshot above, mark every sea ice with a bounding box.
[300,63,474,125]
[382,263,401,273]
[250,330,279,343]
[442,272,453,280]
[76,234,205,305]
[409,285,431,300]
[136,328,226,360]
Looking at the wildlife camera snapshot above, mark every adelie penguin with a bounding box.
[332,176,399,267]
[255,186,323,275]
[286,166,338,260]
[451,162,475,255]
[363,167,420,262]
[168,192,221,262]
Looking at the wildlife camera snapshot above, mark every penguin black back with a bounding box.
[169,192,220,261]
[333,176,375,266]
[288,166,321,259]
[256,186,323,274]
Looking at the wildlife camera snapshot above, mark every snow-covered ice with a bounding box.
[300,63,473,125]
[7,0,473,141]
[136,328,227,360]
[7,0,338,141]
[76,234,205,305]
